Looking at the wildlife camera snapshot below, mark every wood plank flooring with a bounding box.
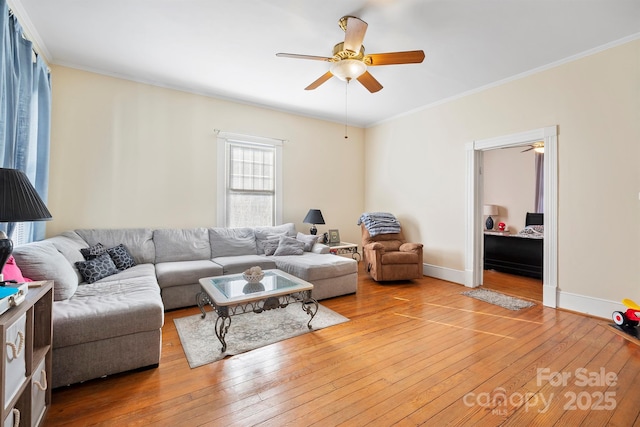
[45,264,640,426]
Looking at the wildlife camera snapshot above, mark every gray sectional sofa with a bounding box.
[12,223,357,388]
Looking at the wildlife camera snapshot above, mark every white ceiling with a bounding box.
[11,0,640,127]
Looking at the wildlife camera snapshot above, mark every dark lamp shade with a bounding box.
[303,209,325,225]
[0,168,52,222]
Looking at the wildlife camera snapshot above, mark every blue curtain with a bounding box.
[0,0,51,241]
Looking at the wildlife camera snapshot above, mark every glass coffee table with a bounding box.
[197,269,319,352]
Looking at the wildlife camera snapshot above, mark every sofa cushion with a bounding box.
[75,253,119,284]
[75,228,156,264]
[273,236,304,256]
[13,241,79,301]
[254,223,296,254]
[209,227,256,258]
[95,263,156,283]
[155,260,223,289]
[52,275,164,348]
[274,252,357,282]
[47,231,90,284]
[212,255,277,275]
[154,228,211,263]
[106,244,136,270]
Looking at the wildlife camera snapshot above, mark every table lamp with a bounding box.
[302,209,325,235]
[483,204,498,230]
[0,168,52,283]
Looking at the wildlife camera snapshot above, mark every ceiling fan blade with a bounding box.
[343,16,368,54]
[521,147,534,152]
[305,71,334,90]
[356,71,383,93]
[276,53,333,62]
[365,50,426,66]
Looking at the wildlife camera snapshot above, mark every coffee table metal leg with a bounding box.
[196,291,210,318]
[215,306,231,352]
[301,296,319,329]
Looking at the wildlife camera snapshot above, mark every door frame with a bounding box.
[464,126,558,307]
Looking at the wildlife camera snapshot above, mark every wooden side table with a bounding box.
[327,242,361,261]
[1,281,53,427]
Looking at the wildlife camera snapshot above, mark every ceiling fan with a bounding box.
[276,16,425,93]
[521,142,545,153]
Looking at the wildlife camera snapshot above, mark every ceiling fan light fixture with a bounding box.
[330,59,367,81]
[534,146,545,153]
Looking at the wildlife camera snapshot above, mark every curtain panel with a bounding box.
[0,0,51,241]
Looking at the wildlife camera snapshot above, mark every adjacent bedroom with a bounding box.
[482,142,544,301]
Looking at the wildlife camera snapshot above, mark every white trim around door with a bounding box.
[465,126,558,308]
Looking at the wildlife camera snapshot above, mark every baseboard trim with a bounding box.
[557,290,623,321]
[423,264,466,286]
[423,265,624,320]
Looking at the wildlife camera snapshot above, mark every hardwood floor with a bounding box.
[45,264,640,426]
[482,269,543,302]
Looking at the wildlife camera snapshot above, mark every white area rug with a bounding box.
[174,304,349,368]
[462,289,536,311]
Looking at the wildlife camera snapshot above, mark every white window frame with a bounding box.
[216,132,283,227]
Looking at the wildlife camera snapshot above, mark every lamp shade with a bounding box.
[0,168,52,222]
[303,209,325,225]
[483,204,498,216]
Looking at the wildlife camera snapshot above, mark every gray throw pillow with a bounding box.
[296,232,319,252]
[12,241,79,301]
[262,238,281,256]
[75,253,119,284]
[273,236,305,256]
[80,242,106,260]
[106,244,136,270]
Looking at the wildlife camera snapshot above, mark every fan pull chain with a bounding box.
[344,80,349,139]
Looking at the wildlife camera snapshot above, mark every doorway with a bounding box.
[464,126,558,308]
[482,145,543,301]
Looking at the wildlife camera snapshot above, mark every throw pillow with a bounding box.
[75,253,119,284]
[1,256,32,283]
[296,232,319,252]
[273,236,305,256]
[262,238,281,256]
[12,241,79,301]
[80,242,106,260]
[106,244,136,270]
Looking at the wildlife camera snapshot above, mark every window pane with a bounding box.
[227,193,273,228]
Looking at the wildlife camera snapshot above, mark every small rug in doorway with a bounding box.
[462,288,536,311]
[174,303,349,368]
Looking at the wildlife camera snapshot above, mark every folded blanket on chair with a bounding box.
[357,212,402,237]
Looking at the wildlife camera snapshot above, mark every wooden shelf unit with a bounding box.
[1,281,53,427]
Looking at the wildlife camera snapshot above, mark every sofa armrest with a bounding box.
[311,243,330,254]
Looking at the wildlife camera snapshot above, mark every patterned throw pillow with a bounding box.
[75,253,119,284]
[80,243,106,260]
[106,244,136,270]
[262,239,281,256]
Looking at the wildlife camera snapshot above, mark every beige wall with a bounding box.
[47,66,365,245]
[483,147,537,233]
[365,39,640,306]
[47,39,640,313]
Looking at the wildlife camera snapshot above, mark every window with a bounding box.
[217,133,283,227]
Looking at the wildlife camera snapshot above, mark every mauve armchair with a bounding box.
[361,224,423,282]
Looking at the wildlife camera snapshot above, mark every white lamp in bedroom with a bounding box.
[483,204,498,230]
